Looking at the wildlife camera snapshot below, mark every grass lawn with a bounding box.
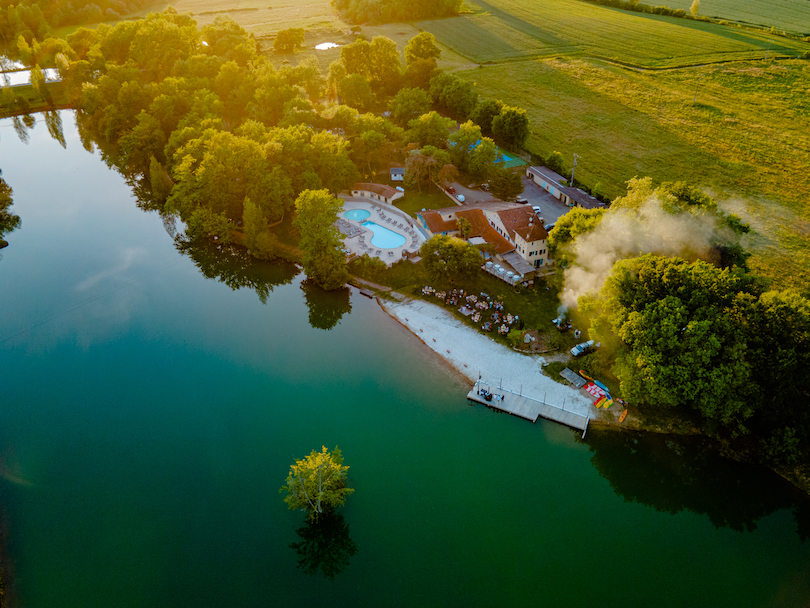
[393,187,455,217]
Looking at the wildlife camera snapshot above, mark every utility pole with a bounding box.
[692,75,703,104]
[569,153,579,187]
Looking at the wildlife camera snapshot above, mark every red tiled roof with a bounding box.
[353,182,399,198]
[457,209,514,255]
[495,207,548,242]
[421,210,458,234]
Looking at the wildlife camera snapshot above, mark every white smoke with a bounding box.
[561,196,730,309]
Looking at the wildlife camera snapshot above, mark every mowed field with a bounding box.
[415,0,808,67]
[456,58,810,288]
[667,0,810,34]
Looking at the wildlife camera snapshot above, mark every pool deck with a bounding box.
[338,196,426,266]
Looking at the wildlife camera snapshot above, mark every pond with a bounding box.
[0,112,809,608]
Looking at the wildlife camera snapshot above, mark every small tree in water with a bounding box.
[281,446,354,520]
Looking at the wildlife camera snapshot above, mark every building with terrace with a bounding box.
[418,203,551,279]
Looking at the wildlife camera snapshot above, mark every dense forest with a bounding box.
[330,0,462,24]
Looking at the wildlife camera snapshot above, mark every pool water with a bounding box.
[362,221,407,249]
[344,209,370,221]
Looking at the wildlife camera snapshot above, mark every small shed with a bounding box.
[390,167,405,182]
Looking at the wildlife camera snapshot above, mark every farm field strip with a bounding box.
[419,0,809,67]
[665,0,810,33]
[482,0,807,61]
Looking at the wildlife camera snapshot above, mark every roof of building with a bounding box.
[421,210,458,234]
[560,186,604,210]
[421,208,514,255]
[353,182,400,198]
[494,206,549,243]
[457,209,514,255]
[390,167,405,175]
[528,166,567,185]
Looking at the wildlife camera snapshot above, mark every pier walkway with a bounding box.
[467,380,590,435]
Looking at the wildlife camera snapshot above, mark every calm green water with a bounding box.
[1,113,809,607]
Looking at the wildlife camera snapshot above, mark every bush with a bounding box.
[507,328,524,348]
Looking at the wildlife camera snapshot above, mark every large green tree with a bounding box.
[273,27,305,53]
[280,446,354,521]
[407,111,454,148]
[489,166,523,201]
[390,87,430,126]
[293,189,349,290]
[420,234,482,281]
[491,105,529,149]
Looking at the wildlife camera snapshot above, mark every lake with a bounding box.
[1,112,809,607]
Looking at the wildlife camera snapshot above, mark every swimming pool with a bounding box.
[344,209,370,221]
[362,221,407,249]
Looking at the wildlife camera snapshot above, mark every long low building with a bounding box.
[351,182,404,204]
[526,166,604,210]
[417,203,550,278]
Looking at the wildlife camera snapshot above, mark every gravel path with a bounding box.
[381,297,594,418]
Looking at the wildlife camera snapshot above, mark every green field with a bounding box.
[667,0,810,35]
[416,0,808,67]
[456,57,810,288]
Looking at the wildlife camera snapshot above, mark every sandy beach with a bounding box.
[380,297,594,419]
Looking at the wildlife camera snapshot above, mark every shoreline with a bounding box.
[377,295,594,422]
[375,292,810,496]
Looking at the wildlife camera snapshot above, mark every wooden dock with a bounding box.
[467,384,589,433]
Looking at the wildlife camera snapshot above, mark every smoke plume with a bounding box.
[560,196,732,309]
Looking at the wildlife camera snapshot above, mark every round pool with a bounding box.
[344,209,371,221]
[362,221,407,249]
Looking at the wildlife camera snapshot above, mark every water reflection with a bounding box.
[175,237,299,304]
[584,429,810,539]
[11,114,31,143]
[300,279,352,331]
[289,511,358,579]
[44,110,66,148]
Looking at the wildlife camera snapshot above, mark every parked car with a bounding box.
[516,197,528,204]
[532,205,541,214]
[570,340,599,357]
[457,194,466,202]
[447,187,456,194]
